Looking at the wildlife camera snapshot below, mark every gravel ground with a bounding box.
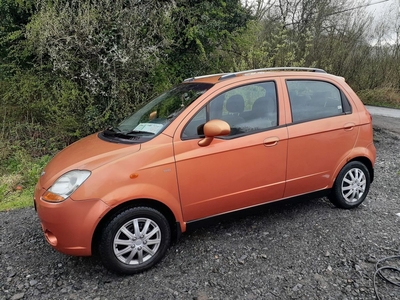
[1,125,400,300]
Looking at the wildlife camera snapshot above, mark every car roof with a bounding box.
[183,67,345,84]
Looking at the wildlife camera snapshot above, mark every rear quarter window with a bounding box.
[286,80,352,123]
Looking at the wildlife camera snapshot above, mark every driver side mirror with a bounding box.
[198,119,230,147]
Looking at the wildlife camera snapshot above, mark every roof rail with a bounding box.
[184,73,226,82]
[184,67,327,82]
[219,67,326,80]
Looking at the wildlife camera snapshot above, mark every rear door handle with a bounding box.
[263,137,279,147]
[343,122,355,131]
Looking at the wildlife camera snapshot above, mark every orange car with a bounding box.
[34,67,376,274]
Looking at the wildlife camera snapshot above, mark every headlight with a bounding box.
[42,170,91,202]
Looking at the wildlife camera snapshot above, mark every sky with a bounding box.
[366,0,399,44]
[366,0,399,23]
[244,0,399,44]
[366,0,398,15]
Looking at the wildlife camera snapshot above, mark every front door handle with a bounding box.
[264,136,279,147]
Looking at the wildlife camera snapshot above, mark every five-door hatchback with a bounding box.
[34,67,376,274]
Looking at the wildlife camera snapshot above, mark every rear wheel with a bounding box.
[98,207,171,274]
[329,161,371,209]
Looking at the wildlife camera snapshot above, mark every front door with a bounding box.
[173,81,288,222]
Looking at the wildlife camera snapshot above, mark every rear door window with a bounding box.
[286,80,351,123]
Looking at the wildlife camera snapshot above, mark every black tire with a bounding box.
[98,207,171,274]
[328,161,371,209]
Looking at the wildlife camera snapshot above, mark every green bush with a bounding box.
[0,71,98,155]
[358,88,400,109]
[0,145,51,210]
[0,147,51,186]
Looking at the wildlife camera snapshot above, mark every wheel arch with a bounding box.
[328,157,373,209]
[348,156,374,183]
[332,154,374,188]
[92,198,181,254]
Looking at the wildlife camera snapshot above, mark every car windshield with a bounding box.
[104,82,212,140]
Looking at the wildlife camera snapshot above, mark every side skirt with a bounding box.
[185,190,330,232]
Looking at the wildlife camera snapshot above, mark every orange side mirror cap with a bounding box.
[198,119,230,147]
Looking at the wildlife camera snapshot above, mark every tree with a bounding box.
[27,0,173,131]
[166,0,253,79]
[0,0,35,78]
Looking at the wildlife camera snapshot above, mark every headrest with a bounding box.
[226,95,244,113]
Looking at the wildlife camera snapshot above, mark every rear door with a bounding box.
[173,80,288,221]
[283,79,359,197]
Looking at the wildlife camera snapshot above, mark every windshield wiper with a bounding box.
[104,127,122,133]
[103,128,155,138]
[124,130,155,135]
[110,127,122,132]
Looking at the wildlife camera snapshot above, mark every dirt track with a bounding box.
[372,115,400,136]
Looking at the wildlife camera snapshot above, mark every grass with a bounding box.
[0,188,34,211]
[0,150,51,212]
[358,87,400,109]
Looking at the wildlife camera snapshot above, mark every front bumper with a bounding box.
[34,184,110,256]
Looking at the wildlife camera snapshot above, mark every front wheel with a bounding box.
[98,207,171,274]
[329,161,371,209]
